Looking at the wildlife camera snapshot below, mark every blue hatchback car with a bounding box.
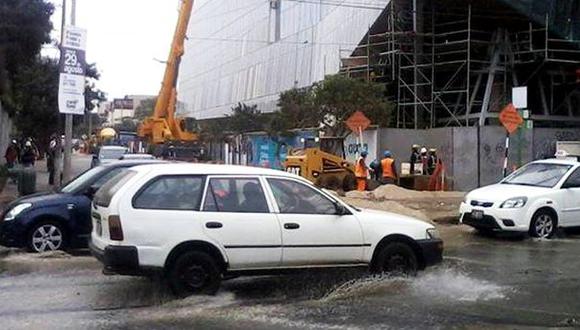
[0,160,165,252]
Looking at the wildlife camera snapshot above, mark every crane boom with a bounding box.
[138,0,197,144]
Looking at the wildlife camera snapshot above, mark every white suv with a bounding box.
[89,164,443,296]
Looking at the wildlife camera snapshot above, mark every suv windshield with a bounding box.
[502,163,572,188]
[60,167,106,194]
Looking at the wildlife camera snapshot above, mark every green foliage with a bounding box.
[0,0,54,114]
[226,103,264,135]
[134,97,157,120]
[267,75,393,138]
[84,63,106,113]
[114,117,138,133]
[312,74,392,137]
[199,118,229,142]
[12,58,60,150]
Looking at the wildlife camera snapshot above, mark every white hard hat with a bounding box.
[25,141,32,147]
[420,147,427,153]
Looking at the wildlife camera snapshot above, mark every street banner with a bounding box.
[58,26,87,115]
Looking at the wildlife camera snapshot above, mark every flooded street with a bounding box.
[1,226,580,329]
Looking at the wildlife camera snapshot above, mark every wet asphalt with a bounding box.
[1,228,580,329]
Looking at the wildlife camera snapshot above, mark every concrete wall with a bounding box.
[0,103,13,165]
[532,128,580,160]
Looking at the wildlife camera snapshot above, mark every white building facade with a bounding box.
[178,0,389,119]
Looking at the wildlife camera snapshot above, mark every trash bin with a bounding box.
[17,166,36,196]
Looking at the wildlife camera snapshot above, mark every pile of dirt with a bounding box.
[346,184,465,201]
[342,185,464,224]
[344,198,431,224]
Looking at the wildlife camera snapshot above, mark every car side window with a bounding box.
[267,178,337,215]
[92,167,126,188]
[564,168,580,188]
[203,178,269,213]
[133,176,204,210]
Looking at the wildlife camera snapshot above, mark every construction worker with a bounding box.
[355,151,370,191]
[420,147,429,175]
[410,144,420,174]
[427,148,438,175]
[380,150,398,185]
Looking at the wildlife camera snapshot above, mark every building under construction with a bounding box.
[340,0,580,128]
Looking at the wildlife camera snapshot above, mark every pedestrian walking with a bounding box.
[4,140,19,168]
[47,135,58,185]
[21,141,36,167]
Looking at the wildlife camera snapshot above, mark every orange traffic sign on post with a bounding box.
[345,111,371,133]
[499,103,523,134]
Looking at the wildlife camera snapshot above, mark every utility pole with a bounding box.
[54,0,67,188]
[62,0,76,183]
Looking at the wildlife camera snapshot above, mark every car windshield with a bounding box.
[60,166,106,194]
[502,163,572,188]
[99,148,126,159]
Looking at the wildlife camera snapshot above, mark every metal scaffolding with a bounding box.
[340,0,580,128]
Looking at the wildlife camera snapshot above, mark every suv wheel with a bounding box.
[373,242,418,276]
[28,221,66,253]
[529,210,556,238]
[168,251,221,297]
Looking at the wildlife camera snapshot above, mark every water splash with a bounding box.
[320,267,510,303]
[410,267,509,302]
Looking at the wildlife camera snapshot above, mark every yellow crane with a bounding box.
[138,0,197,144]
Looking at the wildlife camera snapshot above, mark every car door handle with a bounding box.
[205,222,223,229]
[284,223,300,230]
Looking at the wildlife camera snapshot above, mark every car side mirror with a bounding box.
[335,203,349,216]
[85,185,98,198]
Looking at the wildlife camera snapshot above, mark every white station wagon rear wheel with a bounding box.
[168,251,221,297]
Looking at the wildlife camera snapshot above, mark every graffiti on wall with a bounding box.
[246,131,315,169]
[344,129,377,163]
[534,130,580,160]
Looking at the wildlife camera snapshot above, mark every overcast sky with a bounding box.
[45,0,181,100]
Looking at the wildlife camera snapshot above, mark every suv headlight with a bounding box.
[4,203,32,221]
[426,228,440,240]
[500,197,527,209]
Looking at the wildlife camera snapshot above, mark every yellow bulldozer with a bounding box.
[284,137,357,191]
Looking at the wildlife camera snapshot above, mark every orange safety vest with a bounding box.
[381,158,396,178]
[355,157,369,178]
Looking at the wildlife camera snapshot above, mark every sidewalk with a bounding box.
[0,160,52,209]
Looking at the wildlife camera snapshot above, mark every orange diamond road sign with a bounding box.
[499,103,523,134]
[346,111,371,133]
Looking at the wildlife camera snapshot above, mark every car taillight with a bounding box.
[108,215,124,241]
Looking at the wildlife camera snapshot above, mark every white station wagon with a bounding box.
[89,164,443,296]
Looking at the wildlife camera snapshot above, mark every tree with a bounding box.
[226,103,264,135]
[114,117,138,132]
[0,0,54,114]
[134,97,157,120]
[11,58,60,153]
[312,75,393,137]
